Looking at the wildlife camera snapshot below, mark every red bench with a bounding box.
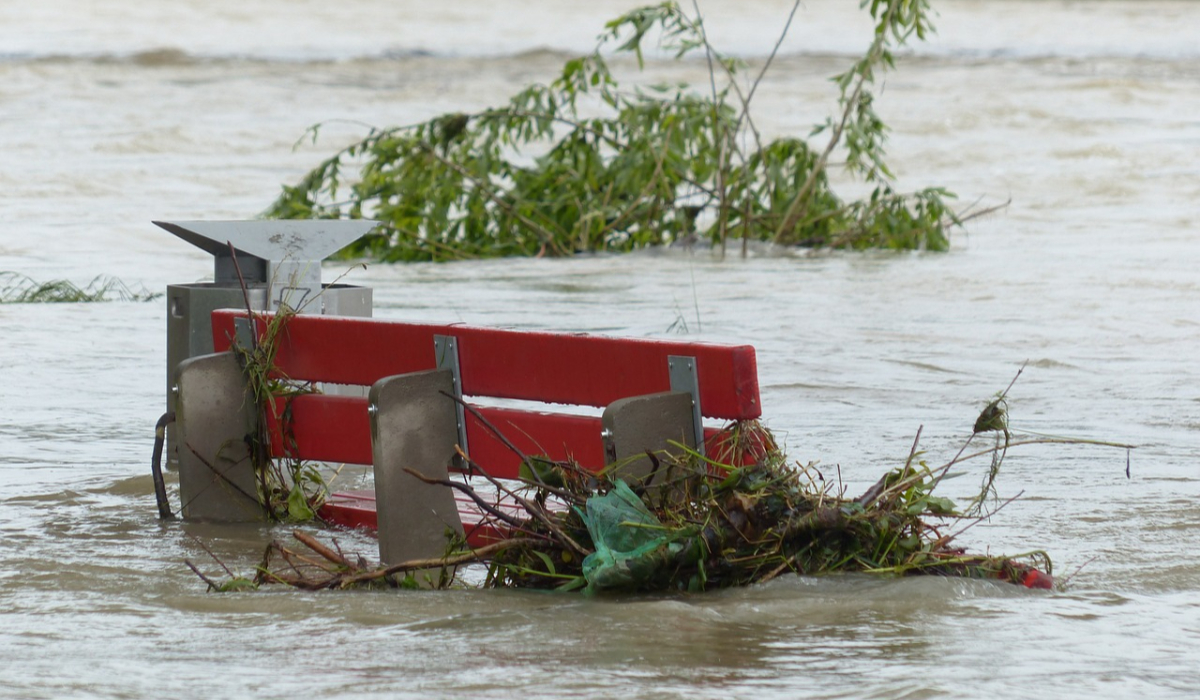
[173,309,762,566]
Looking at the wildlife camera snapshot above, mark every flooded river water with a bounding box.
[2,1,1199,697]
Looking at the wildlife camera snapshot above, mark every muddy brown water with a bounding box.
[2,1,1199,697]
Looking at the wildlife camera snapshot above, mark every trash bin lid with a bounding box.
[153,220,378,264]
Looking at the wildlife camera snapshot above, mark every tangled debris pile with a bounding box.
[198,400,1084,594]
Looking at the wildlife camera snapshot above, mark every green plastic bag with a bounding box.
[579,480,680,593]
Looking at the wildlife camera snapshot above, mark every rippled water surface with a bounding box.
[2,1,1199,698]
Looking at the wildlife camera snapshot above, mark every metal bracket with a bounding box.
[668,355,704,457]
[434,335,469,456]
[600,426,616,464]
[273,286,312,312]
[233,315,256,351]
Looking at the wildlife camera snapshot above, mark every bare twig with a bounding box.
[185,560,222,591]
[944,438,1137,471]
[402,467,528,530]
[293,530,351,568]
[452,446,592,558]
[773,0,901,244]
[955,198,1011,225]
[186,533,238,579]
[1056,555,1099,589]
[945,490,1024,542]
[227,241,258,353]
[273,543,341,575]
[756,557,796,585]
[438,392,582,503]
[179,442,261,512]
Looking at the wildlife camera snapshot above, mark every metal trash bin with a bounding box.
[156,219,377,469]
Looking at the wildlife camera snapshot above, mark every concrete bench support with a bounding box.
[174,352,263,521]
[370,369,465,571]
[602,391,698,490]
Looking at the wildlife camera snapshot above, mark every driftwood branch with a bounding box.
[291,530,352,568]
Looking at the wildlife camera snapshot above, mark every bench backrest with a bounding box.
[210,309,761,478]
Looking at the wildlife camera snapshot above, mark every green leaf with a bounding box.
[924,496,957,516]
[286,483,316,521]
[531,550,558,576]
[216,578,258,593]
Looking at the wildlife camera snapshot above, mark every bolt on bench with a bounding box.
[172,308,763,566]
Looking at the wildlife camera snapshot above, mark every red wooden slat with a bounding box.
[211,310,761,420]
[213,311,441,385]
[262,394,746,466]
[456,327,760,420]
[319,490,377,530]
[465,407,605,478]
[266,394,744,467]
[318,490,510,546]
[264,394,373,465]
[260,394,607,475]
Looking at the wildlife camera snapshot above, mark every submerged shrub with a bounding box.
[265,1,963,261]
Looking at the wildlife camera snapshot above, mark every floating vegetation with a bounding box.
[189,381,1133,595]
[0,271,159,303]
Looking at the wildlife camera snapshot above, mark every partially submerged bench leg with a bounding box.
[174,351,264,521]
[370,369,465,580]
[602,391,698,491]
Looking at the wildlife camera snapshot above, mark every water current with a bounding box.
[1,1,1199,697]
